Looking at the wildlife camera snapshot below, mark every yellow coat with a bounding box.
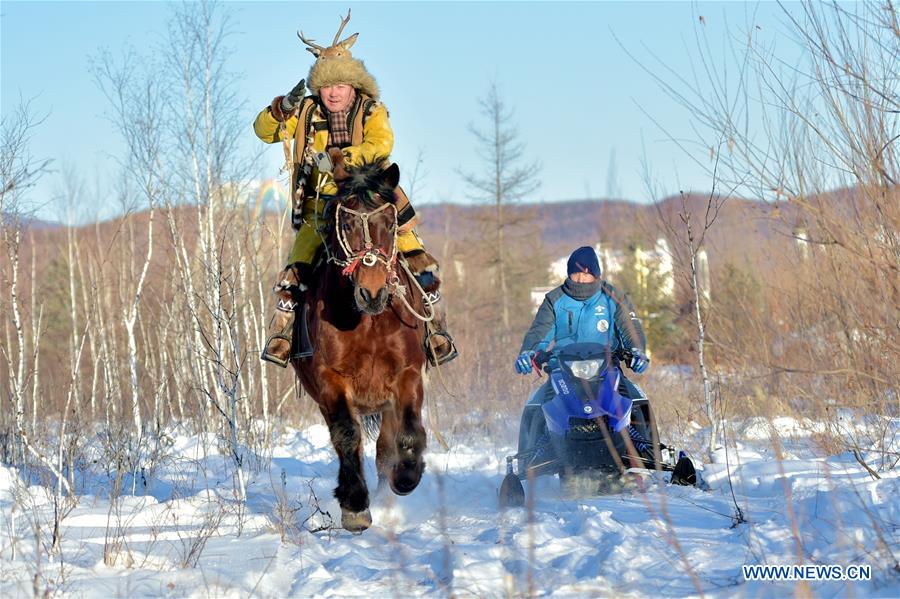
[253,97,393,197]
[253,96,423,264]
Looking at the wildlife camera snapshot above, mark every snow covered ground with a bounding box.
[1,416,897,598]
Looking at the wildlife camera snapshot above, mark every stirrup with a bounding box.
[424,329,459,367]
[261,334,292,368]
[261,300,298,368]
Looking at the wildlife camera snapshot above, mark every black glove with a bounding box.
[628,348,649,374]
[280,79,306,114]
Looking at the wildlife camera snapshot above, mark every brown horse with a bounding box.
[293,162,431,532]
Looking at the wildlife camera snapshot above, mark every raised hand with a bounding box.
[280,78,307,114]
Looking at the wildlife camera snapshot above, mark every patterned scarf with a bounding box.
[324,91,357,148]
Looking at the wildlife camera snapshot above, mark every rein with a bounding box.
[310,173,436,323]
[392,259,436,322]
[334,202,399,276]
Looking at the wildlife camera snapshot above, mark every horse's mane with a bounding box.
[338,162,397,210]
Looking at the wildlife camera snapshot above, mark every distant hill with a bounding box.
[1,212,61,230]
[8,191,819,297]
[414,194,801,271]
[7,185,816,275]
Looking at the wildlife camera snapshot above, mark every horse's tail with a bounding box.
[361,413,382,440]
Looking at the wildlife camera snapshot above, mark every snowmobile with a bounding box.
[499,343,700,507]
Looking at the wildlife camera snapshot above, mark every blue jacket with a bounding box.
[520,279,646,354]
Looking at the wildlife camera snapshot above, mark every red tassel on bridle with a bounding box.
[341,247,393,277]
[335,202,399,278]
[342,256,362,276]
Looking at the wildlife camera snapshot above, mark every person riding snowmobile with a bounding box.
[514,246,651,458]
[253,11,457,368]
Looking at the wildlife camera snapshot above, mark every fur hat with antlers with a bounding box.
[299,10,379,100]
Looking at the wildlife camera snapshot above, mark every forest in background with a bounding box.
[1,0,897,500]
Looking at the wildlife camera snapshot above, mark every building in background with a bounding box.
[532,239,677,309]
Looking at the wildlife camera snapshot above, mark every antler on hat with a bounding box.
[297,9,358,59]
[298,9,379,99]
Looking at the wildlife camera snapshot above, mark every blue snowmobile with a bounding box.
[499,343,699,507]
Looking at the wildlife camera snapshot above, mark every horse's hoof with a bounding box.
[341,508,372,533]
[390,466,423,496]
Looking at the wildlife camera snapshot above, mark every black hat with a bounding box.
[567,246,601,277]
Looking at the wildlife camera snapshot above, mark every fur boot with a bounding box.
[261,264,307,367]
[404,250,458,366]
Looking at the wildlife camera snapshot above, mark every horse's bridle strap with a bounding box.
[334,202,399,275]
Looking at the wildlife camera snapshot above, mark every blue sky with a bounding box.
[2,1,800,223]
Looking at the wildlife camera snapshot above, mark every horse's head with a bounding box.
[330,162,401,315]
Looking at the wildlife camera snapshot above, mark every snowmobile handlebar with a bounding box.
[532,347,632,373]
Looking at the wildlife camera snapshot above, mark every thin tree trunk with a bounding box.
[8,227,28,463]
[494,109,510,331]
[30,241,43,430]
[124,207,154,432]
[67,226,81,418]
[251,272,270,445]
[684,213,718,457]
[77,251,99,419]
[496,199,510,330]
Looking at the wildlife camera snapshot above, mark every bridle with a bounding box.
[330,200,399,277]
[312,176,435,322]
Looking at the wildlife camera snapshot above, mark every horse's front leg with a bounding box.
[375,406,398,495]
[390,367,427,496]
[319,391,371,533]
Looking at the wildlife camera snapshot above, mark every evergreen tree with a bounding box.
[612,238,684,360]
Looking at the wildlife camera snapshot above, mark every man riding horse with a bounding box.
[254,10,457,368]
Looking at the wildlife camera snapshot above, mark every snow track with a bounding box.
[1,420,897,597]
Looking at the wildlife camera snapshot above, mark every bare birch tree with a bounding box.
[91,46,164,433]
[0,101,74,496]
[641,0,899,461]
[1,100,51,464]
[159,0,265,498]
